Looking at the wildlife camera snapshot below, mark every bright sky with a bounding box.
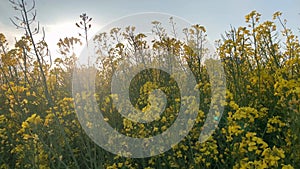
[0,0,299,56]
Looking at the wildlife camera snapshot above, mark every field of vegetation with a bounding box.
[0,1,299,169]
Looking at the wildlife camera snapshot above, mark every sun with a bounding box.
[44,21,101,58]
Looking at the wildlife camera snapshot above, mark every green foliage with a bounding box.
[0,9,299,169]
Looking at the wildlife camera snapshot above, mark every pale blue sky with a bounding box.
[0,0,299,53]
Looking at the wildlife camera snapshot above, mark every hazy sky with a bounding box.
[0,0,299,55]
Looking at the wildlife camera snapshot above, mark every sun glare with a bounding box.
[45,22,85,57]
[40,20,101,59]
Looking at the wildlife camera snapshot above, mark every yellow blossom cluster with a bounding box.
[0,10,299,168]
